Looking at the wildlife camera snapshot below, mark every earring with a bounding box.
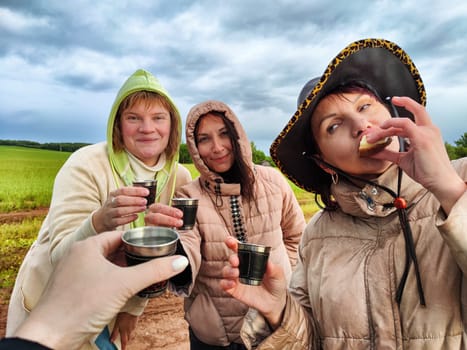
[331,172,339,185]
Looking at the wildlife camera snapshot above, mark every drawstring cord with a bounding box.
[386,97,425,306]
[307,95,427,308]
[311,156,426,306]
[394,193,426,305]
[392,163,426,305]
[203,178,248,242]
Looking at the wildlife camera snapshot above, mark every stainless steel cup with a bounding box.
[122,226,179,297]
[171,198,198,230]
[133,180,157,208]
[237,242,271,286]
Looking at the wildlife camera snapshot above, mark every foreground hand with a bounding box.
[145,203,184,228]
[220,237,287,329]
[110,312,138,350]
[93,187,149,233]
[14,231,189,350]
[368,96,465,214]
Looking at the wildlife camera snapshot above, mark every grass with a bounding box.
[0,146,70,212]
[0,146,319,288]
[182,163,199,180]
[0,217,44,288]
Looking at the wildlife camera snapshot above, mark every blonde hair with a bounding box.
[112,91,180,159]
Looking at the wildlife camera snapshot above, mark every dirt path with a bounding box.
[0,209,189,349]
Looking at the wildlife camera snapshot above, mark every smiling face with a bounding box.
[120,100,171,166]
[311,91,399,178]
[195,113,235,173]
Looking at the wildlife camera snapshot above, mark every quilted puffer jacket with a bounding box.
[241,158,467,349]
[172,100,306,346]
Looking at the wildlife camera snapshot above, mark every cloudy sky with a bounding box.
[1,0,466,153]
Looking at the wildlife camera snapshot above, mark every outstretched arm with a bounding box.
[13,231,189,350]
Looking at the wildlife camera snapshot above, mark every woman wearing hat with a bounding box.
[221,38,467,349]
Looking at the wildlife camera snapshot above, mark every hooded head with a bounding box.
[106,69,182,193]
[185,100,256,201]
[107,69,181,163]
[270,38,426,199]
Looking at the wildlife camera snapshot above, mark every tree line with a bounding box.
[445,133,467,160]
[178,142,273,165]
[2,133,466,163]
[0,139,91,153]
[0,139,274,165]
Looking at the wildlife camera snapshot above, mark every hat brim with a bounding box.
[270,38,426,192]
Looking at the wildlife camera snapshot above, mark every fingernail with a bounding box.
[172,256,189,271]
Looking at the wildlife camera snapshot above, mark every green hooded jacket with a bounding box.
[106,69,182,226]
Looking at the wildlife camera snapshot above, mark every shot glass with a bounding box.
[133,180,157,208]
[122,226,179,297]
[171,197,199,230]
[237,242,271,286]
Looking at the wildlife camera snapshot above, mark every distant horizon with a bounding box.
[2,130,466,149]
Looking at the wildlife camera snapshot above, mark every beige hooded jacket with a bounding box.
[241,158,467,349]
[6,69,192,349]
[171,100,305,346]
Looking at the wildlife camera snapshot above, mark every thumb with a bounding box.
[123,255,189,294]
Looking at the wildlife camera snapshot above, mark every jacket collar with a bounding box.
[332,164,426,218]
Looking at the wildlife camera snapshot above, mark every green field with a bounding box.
[0,145,319,288]
[0,146,71,212]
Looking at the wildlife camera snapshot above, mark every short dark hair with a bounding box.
[309,80,385,211]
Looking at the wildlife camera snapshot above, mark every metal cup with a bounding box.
[237,242,271,286]
[171,197,198,230]
[133,180,157,208]
[122,226,179,297]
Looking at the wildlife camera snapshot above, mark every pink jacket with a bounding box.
[172,100,305,346]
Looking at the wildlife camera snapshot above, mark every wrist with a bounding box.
[264,293,287,330]
[431,178,466,215]
[92,210,106,233]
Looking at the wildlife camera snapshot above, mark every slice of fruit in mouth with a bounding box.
[359,135,392,156]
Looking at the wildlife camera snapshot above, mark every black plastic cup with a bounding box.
[133,180,157,208]
[237,242,271,286]
[171,198,198,230]
[122,226,179,298]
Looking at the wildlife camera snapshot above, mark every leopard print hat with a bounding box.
[270,38,426,193]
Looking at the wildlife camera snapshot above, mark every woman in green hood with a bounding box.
[6,69,192,350]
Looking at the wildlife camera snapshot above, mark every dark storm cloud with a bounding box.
[0,0,466,150]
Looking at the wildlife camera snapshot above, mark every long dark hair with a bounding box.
[195,111,256,202]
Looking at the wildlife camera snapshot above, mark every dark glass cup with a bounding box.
[171,198,198,230]
[133,180,157,208]
[121,226,179,297]
[237,242,271,286]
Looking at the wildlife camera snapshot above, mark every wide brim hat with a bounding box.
[270,38,426,192]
